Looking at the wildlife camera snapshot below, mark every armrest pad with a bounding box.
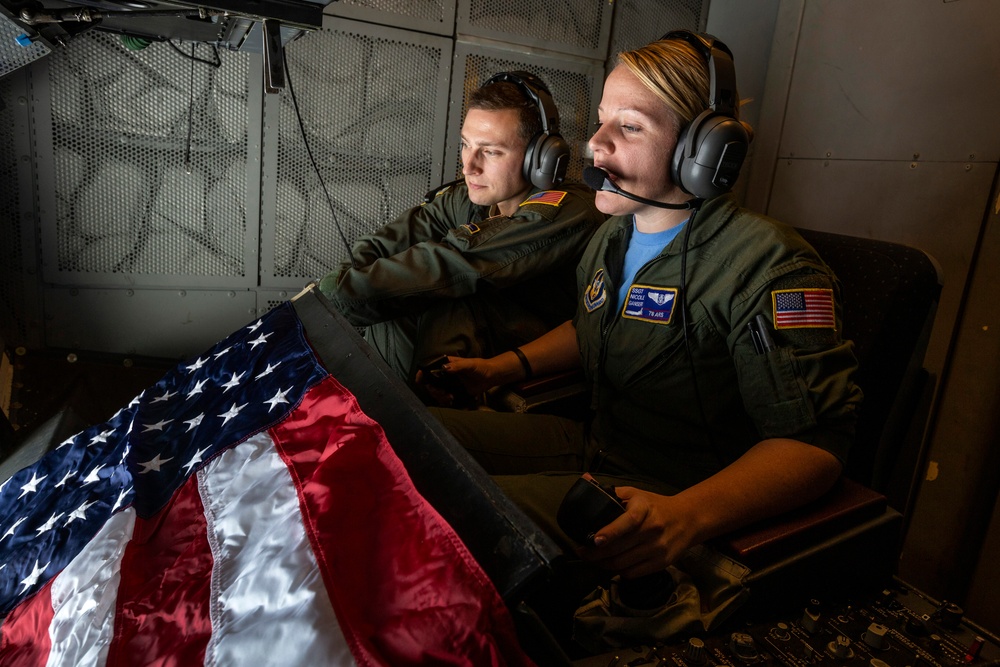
[505,369,586,397]
[486,370,588,415]
[713,477,888,568]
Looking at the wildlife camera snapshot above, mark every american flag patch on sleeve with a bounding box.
[520,190,567,207]
[772,288,836,329]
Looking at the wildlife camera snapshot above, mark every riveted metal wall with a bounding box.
[1,74,26,346]
[327,0,455,36]
[6,0,716,357]
[605,0,708,70]
[34,33,257,288]
[260,17,453,289]
[0,11,50,79]
[457,0,612,60]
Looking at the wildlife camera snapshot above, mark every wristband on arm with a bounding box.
[512,347,533,379]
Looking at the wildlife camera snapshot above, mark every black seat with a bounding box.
[713,228,943,613]
[797,228,943,512]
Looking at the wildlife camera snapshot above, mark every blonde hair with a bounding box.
[617,37,743,132]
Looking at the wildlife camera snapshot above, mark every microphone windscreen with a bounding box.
[583,166,610,191]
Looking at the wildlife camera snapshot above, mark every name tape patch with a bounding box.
[621,285,678,324]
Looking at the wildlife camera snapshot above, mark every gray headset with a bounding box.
[663,30,750,199]
[481,71,570,190]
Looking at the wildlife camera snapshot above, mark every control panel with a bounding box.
[573,582,999,666]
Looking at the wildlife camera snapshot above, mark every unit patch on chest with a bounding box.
[621,284,678,324]
[584,268,607,312]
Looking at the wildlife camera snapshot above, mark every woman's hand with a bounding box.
[579,487,700,579]
[440,355,513,396]
[414,353,520,407]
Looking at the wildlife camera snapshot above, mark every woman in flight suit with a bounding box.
[432,32,862,582]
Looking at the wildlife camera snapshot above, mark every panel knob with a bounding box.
[827,634,854,659]
[684,637,707,665]
[863,623,889,650]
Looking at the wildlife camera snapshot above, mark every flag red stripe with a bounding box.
[0,578,55,667]
[106,473,214,667]
[270,376,533,667]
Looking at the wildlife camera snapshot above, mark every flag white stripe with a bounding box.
[46,508,136,667]
[199,433,355,667]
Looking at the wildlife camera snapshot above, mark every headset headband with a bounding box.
[481,71,561,135]
[661,30,739,117]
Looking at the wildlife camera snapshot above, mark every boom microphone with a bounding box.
[583,167,698,210]
[423,178,466,204]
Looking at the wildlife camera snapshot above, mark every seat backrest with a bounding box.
[797,228,943,505]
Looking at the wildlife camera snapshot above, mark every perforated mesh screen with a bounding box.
[272,26,447,280]
[0,76,26,344]
[46,33,250,278]
[449,53,596,185]
[607,0,705,68]
[336,0,447,24]
[464,0,605,54]
[0,13,50,79]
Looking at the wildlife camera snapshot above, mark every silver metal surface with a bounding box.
[260,17,453,288]
[457,0,612,60]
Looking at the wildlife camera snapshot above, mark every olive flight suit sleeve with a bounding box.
[319,185,604,328]
[728,266,862,466]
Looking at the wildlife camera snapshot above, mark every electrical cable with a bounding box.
[281,46,357,270]
[166,39,221,68]
[677,202,726,469]
[184,41,195,173]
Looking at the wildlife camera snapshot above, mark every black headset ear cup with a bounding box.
[524,132,570,189]
[482,71,570,190]
[671,109,749,199]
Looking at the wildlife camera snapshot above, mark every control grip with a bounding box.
[557,473,626,545]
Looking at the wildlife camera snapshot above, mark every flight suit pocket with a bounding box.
[736,346,816,437]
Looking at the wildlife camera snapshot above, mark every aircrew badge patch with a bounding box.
[621,285,678,324]
[584,269,607,312]
[772,288,835,329]
[461,222,481,235]
[520,190,567,207]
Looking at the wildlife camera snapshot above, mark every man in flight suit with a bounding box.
[319,72,605,388]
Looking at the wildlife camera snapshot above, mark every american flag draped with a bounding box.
[0,300,535,666]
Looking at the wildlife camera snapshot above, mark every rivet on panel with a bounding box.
[965,164,972,171]
[123,358,134,367]
[825,151,831,158]
[912,152,919,160]
[178,290,187,297]
[228,291,236,297]
[910,163,917,169]
[67,353,78,363]
[70,288,78,296]
[18,96,27,105]
[127,289,134,297]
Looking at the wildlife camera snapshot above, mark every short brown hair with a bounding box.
[467,81,543,144]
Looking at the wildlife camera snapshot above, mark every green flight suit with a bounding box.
[318,183,605,382]
[574,194,861,491]
[433,194,862,545]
